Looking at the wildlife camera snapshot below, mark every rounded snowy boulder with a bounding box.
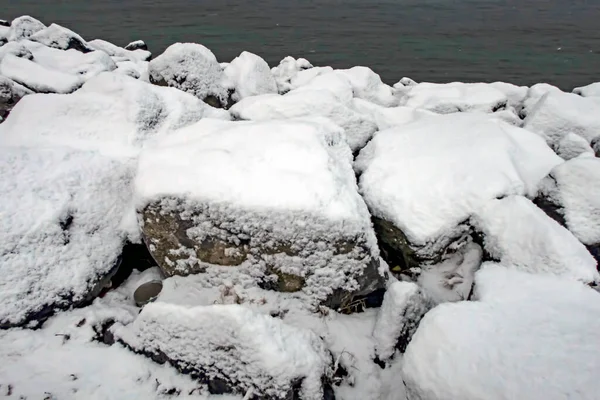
[7,15,46,42]
[148,42,230,107]
[135,118,385,309]
[224,51,278,102]
[29,23,93,53]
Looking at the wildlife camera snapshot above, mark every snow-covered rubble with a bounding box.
[2,13,600,400]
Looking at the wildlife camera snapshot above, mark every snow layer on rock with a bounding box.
[124,39,147,51]
[230,90,377,152]
[355,113,562,256]
[401,82,508,114]
[403,264,600,400]
[555,132,595,160]
[541,157,600,246]
[473,196,598,283]
[393,77,418,88]
[373,281,432,361]
[0,146,135,327]
[336,66,400,107]
[223,51,277,101]
[521,82,563,116]
[0,54,82,93]
[7,15,45,41]
[114,302,330,400]
[489,81,528,109]
[29,23,92,52]
[88,38,151,62]
[0,72,229,157]
[271,56,314,93]
[293,71,354,104]
[573,82,600,97]
[0,75,32,102]
[149,42,227,102]
[524,91,600,146]
[351,98,437,130]
[0,41,33,62]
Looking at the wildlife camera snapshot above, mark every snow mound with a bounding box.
[489,81,528,109]
[473,196,598,284]
[351,98,437,130]
[521,82,563,116]
[356,113,562,258]
[271,56,314,93]
[336,66,400,107]
[373,281,432,360]
[230,90,377,152]
[0,53,83,93]
[29,23,93,53]
[293,72,354,104]
[393,77,418,88]
[7,15,45,42]
[537,157,600,248]
[403,264,600,400]
[0,72,229,157]
[524,90,600,147]
[400,82,508,114]
[0,146,134,328]
[0,41,34,62]
[113,302,331,400]
[149,42,228,106]
[555,132,595,160]
[135,118,383,306]
[88,38,151,62]
[224,51,277,102]
[573,82,600,97]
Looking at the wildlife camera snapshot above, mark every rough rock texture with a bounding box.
[135,118,385,310]
[29,23,93,53]
[113,303,332,400]
[534,157,600,266]
[592,136,600,157]
[148,42,230,107]
[0,75,32,121]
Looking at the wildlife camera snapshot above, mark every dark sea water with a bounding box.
[4,0,600,89]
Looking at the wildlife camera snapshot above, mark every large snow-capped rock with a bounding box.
[336,66,400,107]
[0,75,32,121]
[229,90,378,152]
[351,98,437,130]
[29,23,93,53]
[355,113,562,273]
[0,54,83,93]
[0,146,135,328]
[0,72,229,156]
[88,38,151,62]
[489,81,528,110]
[373,281,432,361]
[400,82,509,114]
[524,91,600,149]
[293,71,354,104]
[473,196,598,283]
[271,56,315,93]
[135,118,384,308]
[148,42,229,107]
[520,82,563,117]
[0,41,34,62]
[573,82,600,97]
[223,51,278,102]
[535,157,600,264]
[113,303,331,399]
[402,264,600,400]
[6,15,45,42]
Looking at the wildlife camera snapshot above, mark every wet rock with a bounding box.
[124,40,148,51]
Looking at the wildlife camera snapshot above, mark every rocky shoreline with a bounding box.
[1,15,599,400]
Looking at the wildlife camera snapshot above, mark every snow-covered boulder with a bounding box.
[535,157,600,264]
[336,66,400,107]
[0,146,135,328]
[373,282,432,360]
[29,23,93,53]
[400,82,508,114]
[0,75,32,121]
[520,82,563,117]
[230,90,378,152]
[271,55,314,93]
[124,39,147,51]
[223,51,278,102]
[402,264,600,400]
[7,15,45,42]
[489,81,528,110]
[135,118,385,309]
[573,82,600,97]
[148,42,230,107]
[0,72,229,156]
[393,77,418,88]
[88,38,151,62]
[473,196,598,283]
[554,132,595,160]
[0,54,83,93]
[113,303,332,399]
[0,41,34,62]
[524,91,600,150]
[351,98,436,130]
[293,71,354,104]
[355,113,562,274]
